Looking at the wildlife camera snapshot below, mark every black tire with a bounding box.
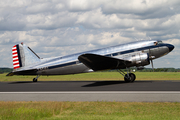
[124,73,136,82]
[131,73,136,82]
[33,78,37,82]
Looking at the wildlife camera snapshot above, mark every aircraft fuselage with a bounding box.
[27,40,173,75]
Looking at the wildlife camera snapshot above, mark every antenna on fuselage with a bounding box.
[134,38,139,41]
[148,36,152,40]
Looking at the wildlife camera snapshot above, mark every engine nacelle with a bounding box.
[130,53,150,66]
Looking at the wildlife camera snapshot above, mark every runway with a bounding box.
[0,80,180,102]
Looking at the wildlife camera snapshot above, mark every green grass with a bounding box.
[1,73,180,119]
[0,101,180,120]
[1,72,180,82]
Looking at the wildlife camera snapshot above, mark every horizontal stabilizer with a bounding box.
[7,69,37,76]
[78,53,131,71]
[6,72,14,76]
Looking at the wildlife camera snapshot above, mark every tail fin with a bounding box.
[12,45,22,69]
[12,43,41,69]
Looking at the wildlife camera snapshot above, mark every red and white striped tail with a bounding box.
[12,45,20,69]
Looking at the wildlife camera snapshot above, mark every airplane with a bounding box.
[7,40,174,82]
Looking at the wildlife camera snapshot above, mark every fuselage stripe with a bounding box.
[16,44,22,67]
[13,58,19,61]
[12,50,17,53]
[13,61,19,64]
[12,47,16,50]
[14,66,20,69]
[13,59,19,62]
[13,62,20,66]
[13,55,18,58]
[43,44,167,70]
[12,53,18,56]
[12,45,20,69]
[13,64,20,67]
[12,51,17,55]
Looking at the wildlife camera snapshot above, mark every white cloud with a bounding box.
[76,8,134,29]
[0,0,180,68]
[102,0,180,17]
[66,0,103,12]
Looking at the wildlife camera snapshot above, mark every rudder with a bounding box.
[12,44,22,69]
[12,43,41,69]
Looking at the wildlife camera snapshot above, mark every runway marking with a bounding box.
[0,91,180,94]
[1,91,180,102]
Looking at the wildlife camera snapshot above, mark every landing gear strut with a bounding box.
[117,69,136,82]
[33,75,40,82]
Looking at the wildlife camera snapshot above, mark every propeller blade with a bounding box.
[150,59,154,72]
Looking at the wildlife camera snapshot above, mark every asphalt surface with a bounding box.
[0,80,180,92]
[0,80,180,102]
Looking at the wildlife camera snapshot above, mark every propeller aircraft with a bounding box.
[7,40,174,82]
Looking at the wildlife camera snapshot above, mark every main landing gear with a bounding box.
[33,75,40,82]
[117,69,136,82]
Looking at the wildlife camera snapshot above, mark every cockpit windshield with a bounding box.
[154,41,163,45]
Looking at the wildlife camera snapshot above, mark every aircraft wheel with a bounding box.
[131,73,136,82]
[124,73,136,82]
[33,78,37,82]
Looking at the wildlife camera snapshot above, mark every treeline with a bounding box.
[105,68,180,72]
[0,67,180,73]
[137,68,180,72]
[0,68,13,73]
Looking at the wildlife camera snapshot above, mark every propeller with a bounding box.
[150,59,154,72]
[149,48,154,72]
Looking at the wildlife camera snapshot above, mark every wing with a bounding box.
[78,53,131,71]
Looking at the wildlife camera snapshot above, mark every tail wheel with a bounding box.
[33,75,40,82]
[33,78,37,82]
[124,73,136,82]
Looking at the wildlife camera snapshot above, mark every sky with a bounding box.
[0,0,180,68]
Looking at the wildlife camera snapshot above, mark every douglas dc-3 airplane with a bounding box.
[7,40,174,82]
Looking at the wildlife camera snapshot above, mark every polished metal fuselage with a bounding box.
[15,40,173,75]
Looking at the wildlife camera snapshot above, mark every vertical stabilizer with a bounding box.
[12,43,41,69]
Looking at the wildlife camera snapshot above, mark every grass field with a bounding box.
[1,72,180,120]
[0,101,180,120]
[1,72,180,82]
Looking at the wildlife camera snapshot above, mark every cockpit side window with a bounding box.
[154,41,163,45]
[154,42,158,46]
[157,41,163,44]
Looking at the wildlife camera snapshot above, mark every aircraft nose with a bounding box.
[168,44,174,52]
